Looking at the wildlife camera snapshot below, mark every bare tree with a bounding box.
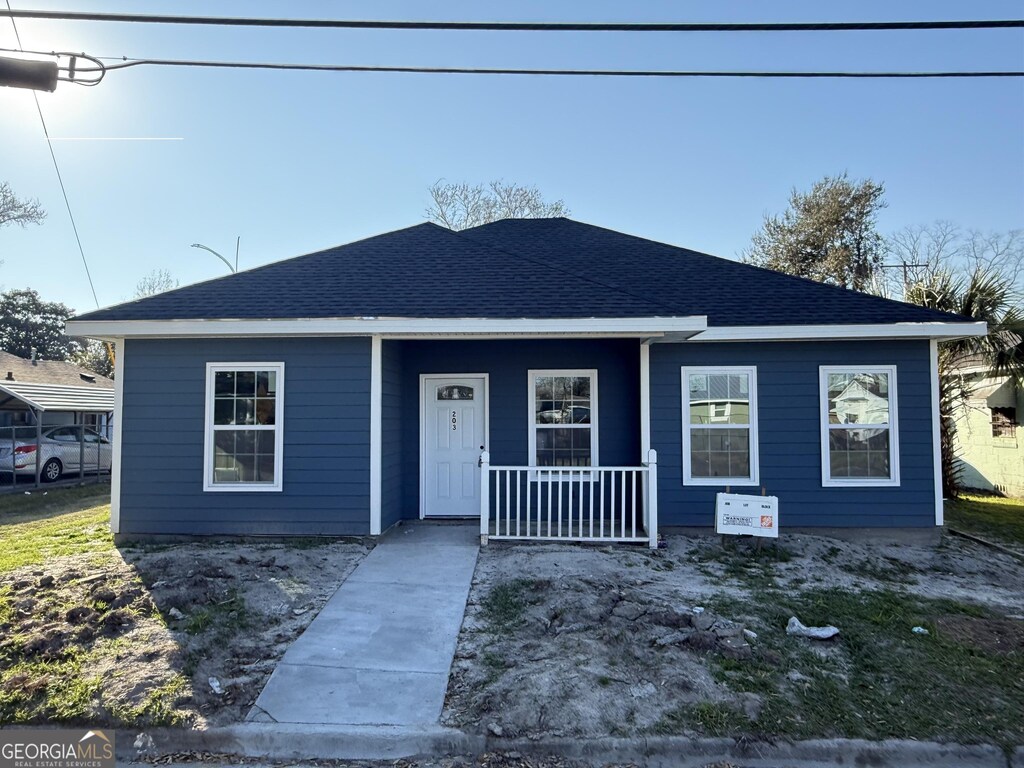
[883,222,1024,300]
[0,181,46,230]
[426,180,570,231]
[134,269,179,299]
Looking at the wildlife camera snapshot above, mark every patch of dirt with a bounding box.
[935,615,1024,655]
[443,545,768,738]
[443,531,1024,739]
[0,538,370,727]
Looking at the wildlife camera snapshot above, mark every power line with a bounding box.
[72,57,1024,79]
[1,9,1022,33]
[4,0,100,308]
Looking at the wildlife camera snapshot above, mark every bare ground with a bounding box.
[0,539,370,727]
[442,531,1024,742]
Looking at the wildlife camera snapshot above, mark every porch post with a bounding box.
[639,343,651,455]
[479,450,490,546]
[369,335,383,536]
[929,339,943,526]
[646,449,658,549]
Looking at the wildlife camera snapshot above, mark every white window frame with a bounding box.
[819,364,900,487]
[203,362,285,492]
[681,366,760,486]
[528,368,598,481]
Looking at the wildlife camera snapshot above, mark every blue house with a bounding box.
[66,219,985,546]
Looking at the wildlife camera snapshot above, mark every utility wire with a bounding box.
[0,10,1022,32]
[4,0,100,308]
[71,57,1024,79]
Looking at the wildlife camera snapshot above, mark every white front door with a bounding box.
[422,375,487,518]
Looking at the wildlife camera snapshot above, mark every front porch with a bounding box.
[374,337,660,546]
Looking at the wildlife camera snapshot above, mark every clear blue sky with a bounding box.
[1,1,1022,314]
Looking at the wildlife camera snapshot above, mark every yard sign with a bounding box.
[715,493,779,538]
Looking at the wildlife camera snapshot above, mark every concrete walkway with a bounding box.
[250,523,479,726]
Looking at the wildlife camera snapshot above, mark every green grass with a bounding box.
[704,587,1024,748]
[946,494,1024,547]
[0,486,113,574]
[0,485,193,728]
[654,701,751,736]
[0,484,110,521]
[481,578,546,630]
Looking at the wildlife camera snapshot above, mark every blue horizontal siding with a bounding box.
[650,340,937,528]
[119,337,371,536]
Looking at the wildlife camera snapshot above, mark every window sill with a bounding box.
[203,484,283,493]
[822,478,900,488]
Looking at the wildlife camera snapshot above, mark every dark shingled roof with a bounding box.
[73,218,968,326]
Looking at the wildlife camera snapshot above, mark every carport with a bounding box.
[0,380,115,488]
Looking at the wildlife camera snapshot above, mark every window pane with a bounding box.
[828,372,890,425]
[437,385,474,401]
[255,397,276,425]
[829,427,890,478]
[235,398,256,425]
[214,371,234,396]
[214,398,234,425]
[690,372,750,425]
[213,428,276,484]
[690,427,750,479]
[235,370,256,396]
[536,427,591,467]
[536,374,592,424]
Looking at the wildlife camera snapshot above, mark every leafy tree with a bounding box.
[0,182,45,230]
[745,174,886,291]
[70,340,114,378]
[426,180,569,231]
[134,268,178,299]
[0,288,81,361]
[906,270,1024,497]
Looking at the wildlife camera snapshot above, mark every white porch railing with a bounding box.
[480,449,658,549]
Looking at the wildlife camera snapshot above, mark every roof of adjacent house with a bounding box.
[0,351,113,389]
[71,218,969,327]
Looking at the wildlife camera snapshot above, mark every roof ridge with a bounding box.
[451,222,684,317]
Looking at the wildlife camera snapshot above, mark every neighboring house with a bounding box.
[65,218,986,544]
[0,350,115,439]
[952,359,1023,497]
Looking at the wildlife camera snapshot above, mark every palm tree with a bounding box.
[906,270,1024,497]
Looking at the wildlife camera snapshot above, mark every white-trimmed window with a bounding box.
[820,365,899,487]
[204,362,284,491]
[681,366,759,485]
[528,369,597,474]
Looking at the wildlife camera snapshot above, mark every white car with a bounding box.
[0,426,112,482]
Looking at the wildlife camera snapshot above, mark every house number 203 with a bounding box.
[451,410,458,431]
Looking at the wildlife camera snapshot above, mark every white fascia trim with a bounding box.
[930,340,943,526]
[687,322,988,342]
[65,316,708,340]
[369,336,382,536]
[110,338,125,534]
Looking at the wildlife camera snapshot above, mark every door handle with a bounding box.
[478,446,485,467]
